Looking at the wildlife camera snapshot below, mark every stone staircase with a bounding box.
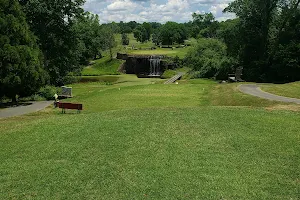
[164,72,185,84]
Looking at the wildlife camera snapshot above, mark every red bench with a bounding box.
[58,102,83,113]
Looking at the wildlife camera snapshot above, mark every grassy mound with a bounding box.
[261,81,300,99]
[81,57,124,76]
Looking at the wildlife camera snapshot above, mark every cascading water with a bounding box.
[149,55,162,76]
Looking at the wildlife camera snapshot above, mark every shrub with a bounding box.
[184,38,235,80]
[37,86,59,100]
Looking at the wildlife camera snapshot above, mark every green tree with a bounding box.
[184,38,235,79]
[121,33,129,45]
[133,25,148,43]
[102,27,116,60]
[20,0,85,85]
[224,0,279,81]
[73,12,103,63]
[158,22,187,45]
[191,12,218,38]
[0,0,48,102]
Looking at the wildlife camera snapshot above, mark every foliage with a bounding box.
[191,12,219,38]
[224,0,300,82]
[157,22,188,45]
[20,0,85,85]
[184,38,235,79]
[133,24,149,43]
[37,85,59,100]
[101,27,117,60]
[121,33,129,45]
[0,0,48,102]
[73,12,104,63]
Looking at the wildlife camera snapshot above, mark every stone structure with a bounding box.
[117,53,175,78]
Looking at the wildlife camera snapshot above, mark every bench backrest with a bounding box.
[59,102,83,110]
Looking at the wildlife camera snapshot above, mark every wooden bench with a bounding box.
[58,102,83,113]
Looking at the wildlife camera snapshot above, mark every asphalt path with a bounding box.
[0,101,52,119]
[239,84,300,104]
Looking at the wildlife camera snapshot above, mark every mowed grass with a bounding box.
[1,107,300,199]
[126,48,190,59]
[62,78,277,113]
[81,57,124,76]
[261,81,300,99]
[1,76,300,199]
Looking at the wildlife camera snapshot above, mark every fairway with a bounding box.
[1,77,300,199]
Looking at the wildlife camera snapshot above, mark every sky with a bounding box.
[83,0,236,24]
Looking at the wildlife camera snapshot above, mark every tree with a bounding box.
[121,33,129,45]
[73,12,103,63]
[224,0,279,81]
[0,0,48,102]
[20,0,85,85]
[102,27,116,60]
[133,25,148,43]
[184,38,235,79]
[158,22,187,45]
[152,30,162,45]
[191,12,218,38]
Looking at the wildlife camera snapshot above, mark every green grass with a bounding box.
[1,76,299,199]
[261,82,300,99]
[81,57,124,76]
[115,33,192,58]
[1,107,300,199]
[126,48,190,58]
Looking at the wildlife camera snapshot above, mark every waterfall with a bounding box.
[149,56,161,76]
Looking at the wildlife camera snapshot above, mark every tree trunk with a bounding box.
[11,95,17,105]
[109,47,113,60]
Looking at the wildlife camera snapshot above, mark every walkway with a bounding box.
[239,84,300,104]
[0,101,52,119]
[164,72,185,84]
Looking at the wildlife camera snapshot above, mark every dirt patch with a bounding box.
[265,104,300,112]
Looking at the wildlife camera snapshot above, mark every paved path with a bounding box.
[0,101,52,119]
[239,84,300,104]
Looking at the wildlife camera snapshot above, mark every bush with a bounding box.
[63,76,80,85]
[184,38,235,80]
[37,86,59,100]
[161,70,177,79]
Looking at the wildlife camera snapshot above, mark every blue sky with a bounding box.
[83,0,236,23]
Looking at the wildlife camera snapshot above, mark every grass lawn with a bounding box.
[1,77,300,199]
[261,81,300,99]
[81,56,124,76]
[126,48,190,59]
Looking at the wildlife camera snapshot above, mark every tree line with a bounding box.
[1,0,299,102]
[0,0,115,102]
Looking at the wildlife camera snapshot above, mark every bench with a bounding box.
[58,102,83,113]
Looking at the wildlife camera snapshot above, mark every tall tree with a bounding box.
[20,0,85,85]
[0,0,48,102]
[158,22,187,45]
[102,27,116,60]
[73,12,103,63]
[133,25,148,43]
[224,0,279,81]
[121,33,129,45]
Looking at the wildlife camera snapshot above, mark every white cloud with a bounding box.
[83,0,236,23]
[107,0,139,11]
